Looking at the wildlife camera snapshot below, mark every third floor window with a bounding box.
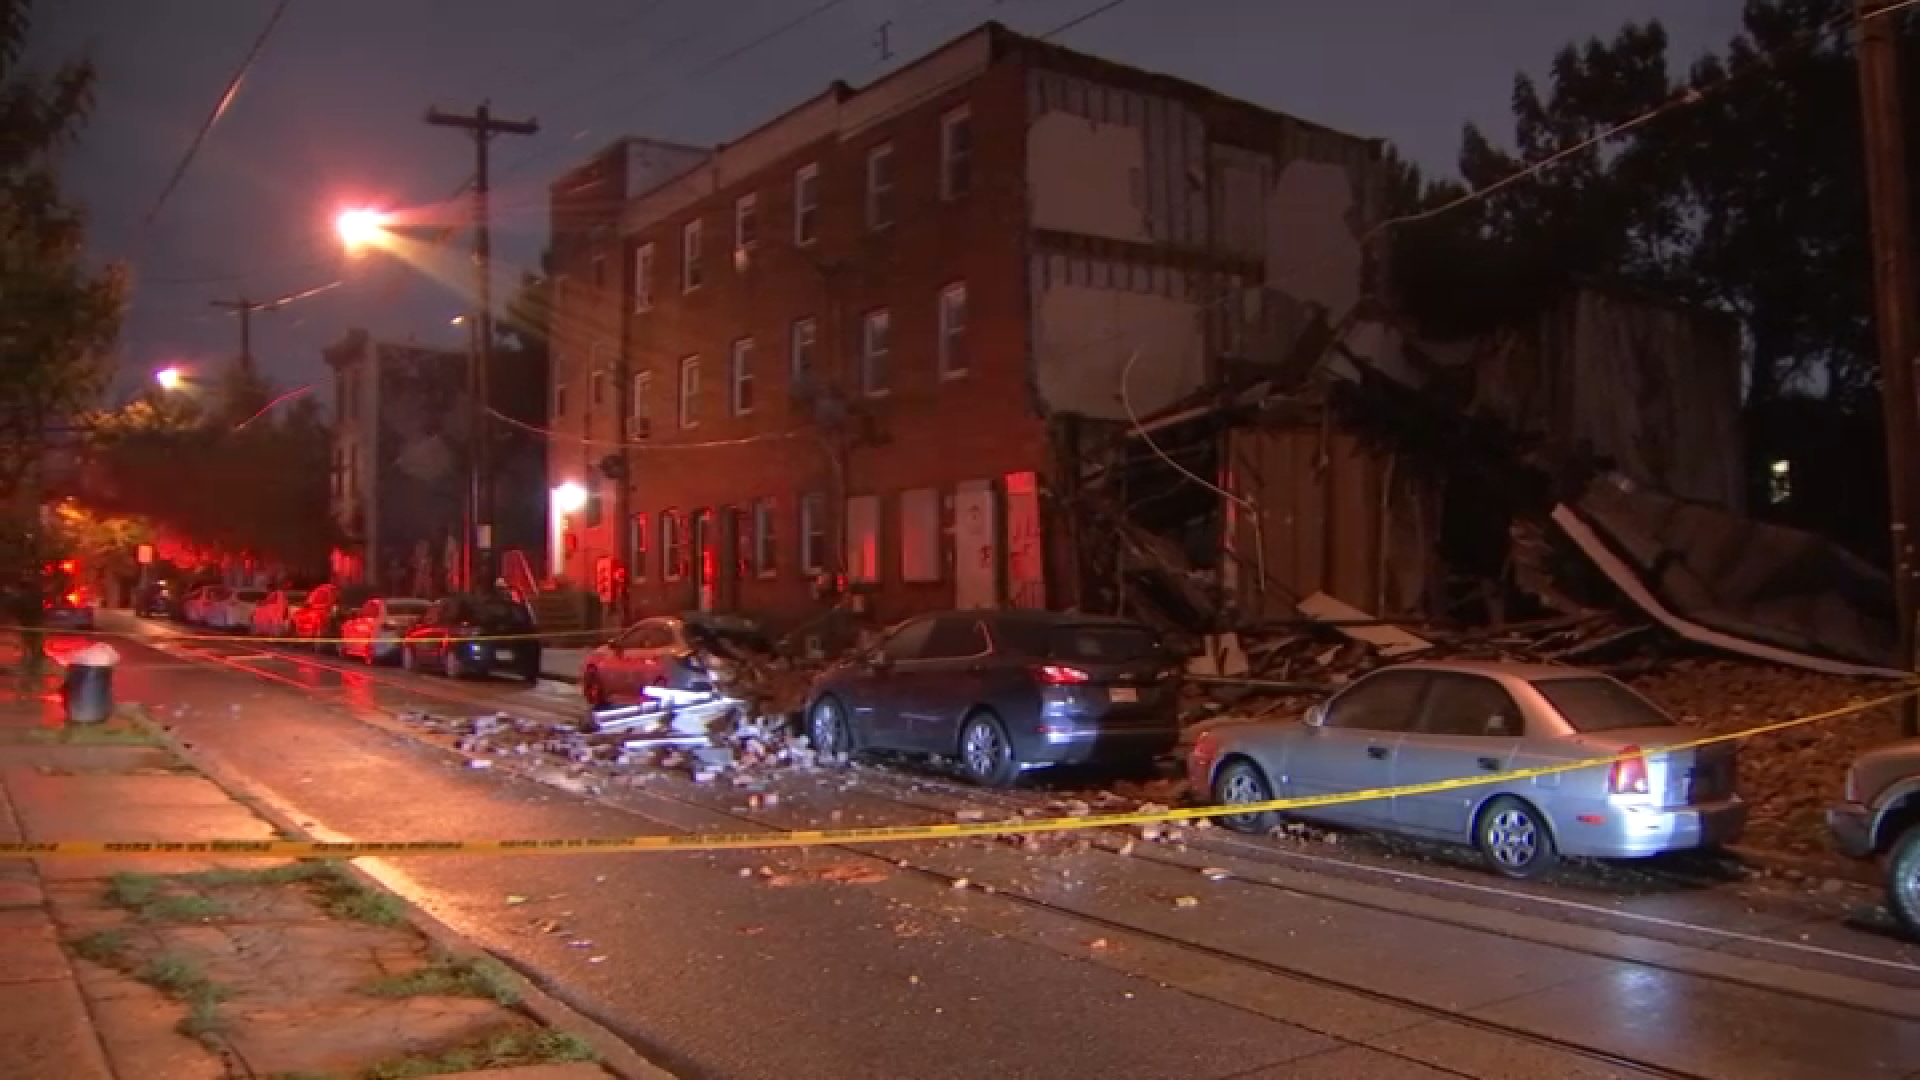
[794,163,820,246]
[681,218,703,292]
[866,142,894,229]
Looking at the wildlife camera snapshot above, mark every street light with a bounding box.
[335,208,390,253]
[154,366,184,390]
[552,482,587,514]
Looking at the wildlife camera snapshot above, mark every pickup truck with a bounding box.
[1829,739,1920,938]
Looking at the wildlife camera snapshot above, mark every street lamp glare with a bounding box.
[154,366,184,390]
[336,209,387,252]
[552,482,588,514]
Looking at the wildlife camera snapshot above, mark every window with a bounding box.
[941,105,973,199]
[845,493,880,584]
[1421,674,1523,738]
[591,255,607,288]
[751,497,777,577]
[1326,671,1429,733]
[681,218,703,292]
[633,243,655,312]
[861,308,891,397]
[590,370,607,408]
[730,338,755,416]
[794,163,820,246]
[730,505,753,579]
[866,142,894,229]
[922,617,990,660]
[799,492,827,575]
[938,281,968,378]
[899,488,941,583]
[878,618,934,662]
[1531,676,1676,734]
[662,511,688,581]
[790,317,817,386]
[678,355,701,428]
[552,381,569,420]
[734,192,759,252]
[629,513,650,581]
[628,372,653,438]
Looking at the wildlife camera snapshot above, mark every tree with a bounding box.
[0,0,125,680]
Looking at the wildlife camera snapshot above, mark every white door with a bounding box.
[953,480,997,610]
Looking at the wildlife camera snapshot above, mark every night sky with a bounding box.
[26,0,1743,401]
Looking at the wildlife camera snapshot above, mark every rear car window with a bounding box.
[998,621,1160,662]
[1532,676,1675,733]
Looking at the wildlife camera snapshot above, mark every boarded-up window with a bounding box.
[899,488,941,583]
[845,494,880,585]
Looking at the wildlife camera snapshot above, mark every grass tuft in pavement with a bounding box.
[137,951,231,1045]
[313,872,407,926]
[176,860,340,889]
[363,949,521,1005]
[361,1028,597,1079]
[106,871,228,922]
[69,929,131,967]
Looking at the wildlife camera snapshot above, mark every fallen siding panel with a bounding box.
[1551,505,1909,680]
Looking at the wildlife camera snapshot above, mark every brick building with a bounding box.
[546,21,1382,635]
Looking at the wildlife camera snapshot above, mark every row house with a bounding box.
[546,20,1384,634]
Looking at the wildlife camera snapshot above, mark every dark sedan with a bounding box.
[399,593,542,683]
[803,610,1181,786]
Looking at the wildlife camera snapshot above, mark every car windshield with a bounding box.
[1531,676,1675,733]
[385,600,429,616]
[456,593,533,629]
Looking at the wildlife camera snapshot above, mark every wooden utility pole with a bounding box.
[426,102,538,591]
[208,296,279,375]
[1857,0,1920,735]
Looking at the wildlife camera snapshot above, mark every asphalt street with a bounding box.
[75,614,1920,1079]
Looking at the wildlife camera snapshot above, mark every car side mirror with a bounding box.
[1304,703,1327,728]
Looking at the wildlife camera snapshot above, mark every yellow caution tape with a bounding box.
[3,686,1914,859]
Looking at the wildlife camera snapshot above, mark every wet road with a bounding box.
[92,615,1920,1079]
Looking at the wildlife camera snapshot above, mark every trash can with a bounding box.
[61,643,120,725]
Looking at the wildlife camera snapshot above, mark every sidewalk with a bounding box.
[0,657,624,1079]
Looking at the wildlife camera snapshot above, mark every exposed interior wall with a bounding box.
[1030,264,1205,421]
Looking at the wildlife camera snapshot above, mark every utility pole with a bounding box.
[1857,0,1920,735]
[209,296,278,376]
[426,102,538,591]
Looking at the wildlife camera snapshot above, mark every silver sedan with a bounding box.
[1187,660,1746,879]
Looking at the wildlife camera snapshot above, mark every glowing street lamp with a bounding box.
[552,482,588,514]
[335,208,390,253]
[154,366,184,390]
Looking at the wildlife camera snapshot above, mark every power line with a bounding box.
[1040,0,1130,38]
[144,0,293,228]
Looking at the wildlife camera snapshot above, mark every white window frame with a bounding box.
[663,511,687,582]
[938,281,968,379]
[730,337,755,416]
[628,371,653,438]
[629,513,650,581]
[790,316,817,386]
[866,142,894,230]
[552,380,569,420]
[681,218,703,293]
[941,105,972,200]
[734,192,758,252]
[799,493,826,575]
[861,308,891,398]
[793,163,820,247]
[633,242,654,312]
[590,369,607,407]
[752,497,777,578]
[678,355,700,429]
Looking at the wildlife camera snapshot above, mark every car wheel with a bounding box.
[1213,758,1280,834]
[1886,824,1920,940]
[958,712,1019,788]
[582,669,608,709]
[807,696,856,760]
[1476,796,1558,880]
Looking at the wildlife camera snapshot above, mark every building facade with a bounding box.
[546,21,1383,634]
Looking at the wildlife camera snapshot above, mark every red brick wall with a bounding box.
[614,61,1045,632]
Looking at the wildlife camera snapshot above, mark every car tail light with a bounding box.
[1608,746,1650,795]
[1034,664,1091,686]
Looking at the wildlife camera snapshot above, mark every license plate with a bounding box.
[1109,687,1138,703]
[494,648,514,661]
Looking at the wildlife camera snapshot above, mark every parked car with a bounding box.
[580,613,772,707]
[339,597,431,665]
[133,580,178,618]
[1829,740,1920,938]
[183,585,232,626]
[399,593,541,682]
[250,589,308,638]
[43,588,95,631]
[1189,660,1746,880]
[209,588,267,632]
[803,610,1181,787]
[291,584,378,652]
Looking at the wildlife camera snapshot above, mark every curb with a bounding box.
[122,704,678,1080]
[1727,842,1885,889]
